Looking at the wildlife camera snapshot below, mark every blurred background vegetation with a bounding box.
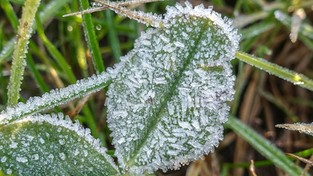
[1,0,313,175]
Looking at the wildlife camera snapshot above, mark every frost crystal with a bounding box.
[0,113,119,175]
[106,2,240,174]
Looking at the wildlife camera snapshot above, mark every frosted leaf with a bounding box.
[276,123,313,136]
[0,72,111,125]
[106,2,240,174]
[0,113,119,175]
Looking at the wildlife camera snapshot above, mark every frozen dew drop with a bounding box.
[59,153,66,160]
[96,24,102,31]
[6,169,12,175]
[48,154,54,160]
[16,156,28,163]
[9,142,18,149]
[59,139,65,145]
[1,156,7,163]
[39,137,45,144]
[32,154,39,161]
[67,25,73,32]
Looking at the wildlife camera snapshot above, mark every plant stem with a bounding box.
[7,0,41,106]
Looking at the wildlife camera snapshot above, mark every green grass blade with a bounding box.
[79,0,105,73]
[0,65,8,104]
[105,10,121,62]
[26,53,50,92]
[35,15,76,84]
[0,0,72,64]
[235,51,313,91]
[7,0,41,106]
[0,38,15,64]
[226,116,305,176]
[1,0,19,32]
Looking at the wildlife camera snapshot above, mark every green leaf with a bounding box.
[106,2,240,174]
[0,113,119,175]
[226,116,305,176]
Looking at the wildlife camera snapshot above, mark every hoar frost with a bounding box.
[0,1,240,175]
[0,113,119,175]
[106,1,240,174]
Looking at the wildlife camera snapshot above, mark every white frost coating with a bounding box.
[94,0,163,27]
[106,2,240,174]
[0,72,111,125]
[0,113,119,175]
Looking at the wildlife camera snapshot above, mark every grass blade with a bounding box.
[105,10,121,62]
[79,0,105,73]
[0,72,112,124]
[226,116,305,176]
[0,0,72,64]
[35,15,76,84]
[235,51,313,91]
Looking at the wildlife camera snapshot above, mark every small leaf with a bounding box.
[106,2,240,174]
[0,113,119,175]
[276,123,313,136]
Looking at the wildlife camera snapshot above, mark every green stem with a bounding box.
[235,51,313,91]
[7,0,41,106]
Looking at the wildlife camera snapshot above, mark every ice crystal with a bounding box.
[106,2,240,174]
[0,113,119,175]
[0,72,111,125]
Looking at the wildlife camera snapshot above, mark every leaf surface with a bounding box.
[106,2,240,174]
[0,113,119,175]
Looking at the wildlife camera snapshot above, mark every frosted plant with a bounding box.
[106,2,240,174]
[0,113,119,175]
[0,72,111,125]
[1,1,240,175]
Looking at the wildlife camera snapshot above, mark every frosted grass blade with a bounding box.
[0,72,111,125]
[235,51,313,91]
[276,123,313,136]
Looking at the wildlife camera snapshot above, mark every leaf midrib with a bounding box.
[127,19,209,166]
